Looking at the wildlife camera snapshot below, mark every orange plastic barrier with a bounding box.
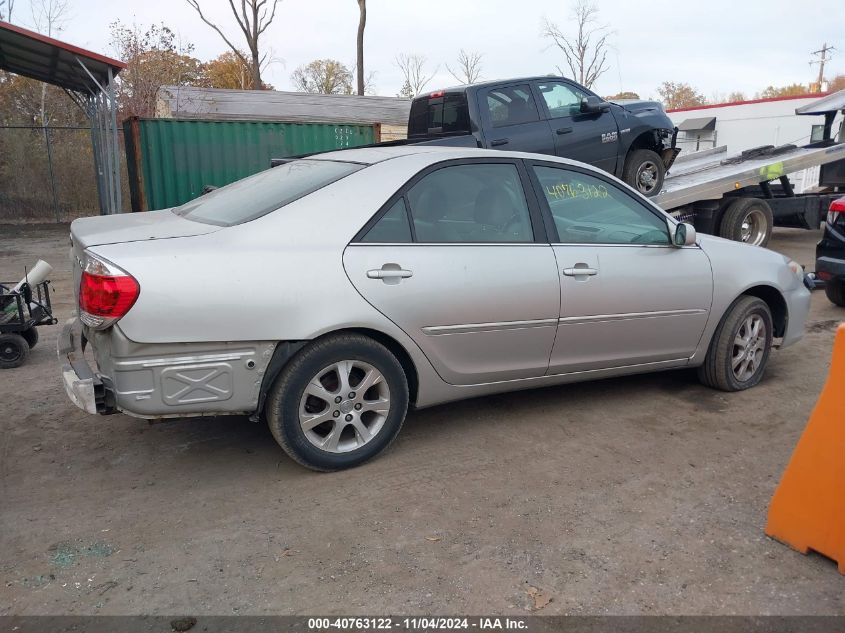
[765,323,845,574]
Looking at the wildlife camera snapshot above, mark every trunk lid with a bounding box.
[70,209,221,249]
[69,210,221,306]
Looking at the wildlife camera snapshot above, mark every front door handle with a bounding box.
[556,127,573,135]
[562,267,598,277]
[490,138,509,147]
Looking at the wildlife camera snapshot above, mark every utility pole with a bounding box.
[811,43,835,90]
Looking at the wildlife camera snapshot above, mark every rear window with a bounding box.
[173,159,363,226]
[408,93,470,137]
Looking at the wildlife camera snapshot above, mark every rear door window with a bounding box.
[408,93,470,137]
[406,163,534,243]
[483,85,540,128]
[361,198,413,243]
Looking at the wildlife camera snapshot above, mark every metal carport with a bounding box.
[0,20,126,214]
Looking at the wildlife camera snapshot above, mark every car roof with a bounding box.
[309,144,601,172]
[310,144,454,164]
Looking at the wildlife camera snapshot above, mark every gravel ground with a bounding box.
[1,223,843,616]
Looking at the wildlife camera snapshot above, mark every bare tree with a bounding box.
[446,50,483,85]
[0,0,16,21]
[542,0,610,89]
[184,0,279,89]
[355,0,366,96]
[395,53,437,98]
[352,67,377,95]
[31,0,71,126]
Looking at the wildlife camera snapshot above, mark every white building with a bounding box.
[667,92,844,192]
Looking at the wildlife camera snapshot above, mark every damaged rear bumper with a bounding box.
[57,317,114,415]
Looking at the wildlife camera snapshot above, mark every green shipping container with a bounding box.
[123,117,377,211]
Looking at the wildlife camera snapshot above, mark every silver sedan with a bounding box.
[60,146,811,470]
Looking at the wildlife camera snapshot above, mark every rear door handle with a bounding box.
[556,127,573,135]
[562,267,598,276]
[367,269,413,279]
[490,138,509,147]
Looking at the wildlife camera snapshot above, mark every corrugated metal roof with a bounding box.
[157,86,412,126]
[0,20,125,93]
[795,89,845,115]
[678,116,716,131]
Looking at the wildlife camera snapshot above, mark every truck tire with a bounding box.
[265,333,409,471]
[0,333,30,369]
[697,296,773,392]
[825,278,845,307]
[719,198,773,247]
[622,149,665,197]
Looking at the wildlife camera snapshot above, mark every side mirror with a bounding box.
[673,222,697,247]
[580,96,610,114]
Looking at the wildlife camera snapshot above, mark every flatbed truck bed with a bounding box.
[652,98,845,247]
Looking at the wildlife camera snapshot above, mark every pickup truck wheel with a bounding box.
[719,198,773,247]
[697,296,773,392]
[265,333,409,472]
[0,333,30,369]
[825,278,845,306]
[622,149,664,197]
[22,327,38,348]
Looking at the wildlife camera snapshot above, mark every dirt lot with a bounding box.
[1,223,843,616]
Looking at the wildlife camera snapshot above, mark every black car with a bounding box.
[816,196,845,306]
[406,76,678,197]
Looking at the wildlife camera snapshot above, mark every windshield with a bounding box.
[173,159,364,226]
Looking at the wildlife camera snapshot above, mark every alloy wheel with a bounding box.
[731,314,767,382]
[298,360,391,453]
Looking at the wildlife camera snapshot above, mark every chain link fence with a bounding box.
[0,125,130,223]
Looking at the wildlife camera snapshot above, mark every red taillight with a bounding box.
[828,198,845,224]
[79,271,139,318]
[429,90,445,99]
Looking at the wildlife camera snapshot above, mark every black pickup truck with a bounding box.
[406,76,679,197]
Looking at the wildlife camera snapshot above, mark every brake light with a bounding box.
[429,91,445,99]
[78,253,139,329]
[828,198,845,225]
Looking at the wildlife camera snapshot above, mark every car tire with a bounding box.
[0,333,30,369]
[719,198,773,247]
[622,149,665,197]
[22,327,38,349]
[265,333,409,472]
[697,296,773,392]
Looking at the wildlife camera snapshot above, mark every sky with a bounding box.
[7,0,844,101]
